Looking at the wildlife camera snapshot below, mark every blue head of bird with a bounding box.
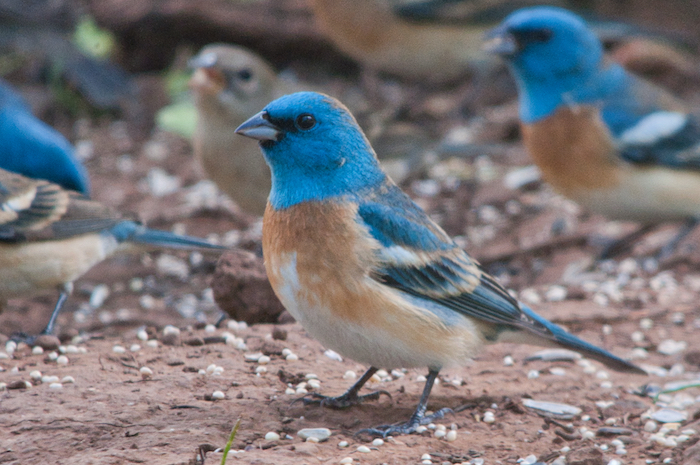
[235,92,386,210]
[485,6,607,123]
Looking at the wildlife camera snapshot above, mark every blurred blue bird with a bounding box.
[485,6,700,256]
[235,92,644,437]
[0,168,225,340]
[0,79,90,196]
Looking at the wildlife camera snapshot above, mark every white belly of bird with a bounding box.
[271,252,485,370]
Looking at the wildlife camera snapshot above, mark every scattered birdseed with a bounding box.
[503,355,514,366]
[446,430,457,442]
[483,411,495,423]
[140,367,153,379]
[324,349,343,361]
[434,429,446,439]
[416,426,428,433]
[49,383,63,389]
[527,370,539,379]
[308,379,321,389]
[211,391,225,400]
[89,284,110,308]
[285,353,299,361]
[338,441,349,448]
[257,356,271,365]
[204,324,216,333]
[130,344,141,352]
[29,370,42,381]
[42,375,59,383]
[61,376,75,384]
[421,454,432,461]
[640,318,654,330]
[163,325,180,337]
[372,438,384,446]
[47,351,58,361]
[32,346,44,355]
[56,356,69,365]
[339,458,353,465]
[550,368,567,376]
[146,340,158,348]
[245,353,264,362]
[255,366,267,373]
[357,445,371,453]
[265,432,280,441]
[285,388,295,395]
[342,370,357,381]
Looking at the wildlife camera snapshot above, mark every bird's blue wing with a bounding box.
[597,72,700,170]
[356,182,643,373]
[356,182,536,330]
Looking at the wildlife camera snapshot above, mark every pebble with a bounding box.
[255,366,267,373]
[245,352,264,362]
[56,355,69,365]
[421,454,432,461]
[527,370,539,379]
[657,340,687,355]
[285,353,299,361]
[522,399,581,419]
[651,408,687,423]
[211,391,225,400]
[29,370,42,381]
[49,383,63,389]
[204,324,216,333]
[526,349,580,362]
[416,426,428,433]
[343,370,357,380]
[308,379,321,389]
[265,432,280,441]
[32,346,44,355]
[503,355,514,366]
[339,458,353,465]
[446,430,457,442]
[372,438,384,446]
[549,367,567,376]
[42,375,60,383]
[338,441,349,448]
[89,284,110,308]
[257,355,271,365]
[545,285,568,301]
[434,429,446,439]
[136,329,149,341]
[140,367,154,379]
[356,445,371,453]
[61,376,75,384]
[483,411,495,423]
[298,428,332,442]
[521,455,538,464]
[146,340,158,348]
[130,344,141,352]
[645,420,658,432]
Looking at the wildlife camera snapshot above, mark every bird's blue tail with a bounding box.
[110,221,226,251]
[522,306,646,375]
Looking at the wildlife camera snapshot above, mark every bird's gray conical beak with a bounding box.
[235,111,282,141]
[482,26,518,56]
[188,51,218,69]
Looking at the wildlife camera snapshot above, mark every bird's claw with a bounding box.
[293,390,392,409]
[356,407,453,438]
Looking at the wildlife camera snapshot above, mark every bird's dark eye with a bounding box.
[295,113,316,131]
[237,69,252,81]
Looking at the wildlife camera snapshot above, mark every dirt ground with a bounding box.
[5,4,700,464]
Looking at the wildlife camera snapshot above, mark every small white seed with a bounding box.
[140,367,154,379]
[56,355,69,365]
[211,391,225,400]
[357,445,371,453]
[264,432,280,441]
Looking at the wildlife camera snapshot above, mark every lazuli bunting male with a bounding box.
[0,79,90,196]
[485,7,700,256]
[0,168,225,339]
[235,91,644,437]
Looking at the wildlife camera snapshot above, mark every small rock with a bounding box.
[651,408,687,423]
[566,446,604,465]
[522,399,582,419]
[596,427,634,436]
[33,335,60,351]
[297,428,331,442]
[272,327,287,341]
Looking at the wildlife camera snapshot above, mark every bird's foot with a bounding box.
[298,389,392,409]
[357,407,453,438]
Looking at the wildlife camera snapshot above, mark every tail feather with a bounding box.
[110,221,226,251]
[522,306,646,375]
